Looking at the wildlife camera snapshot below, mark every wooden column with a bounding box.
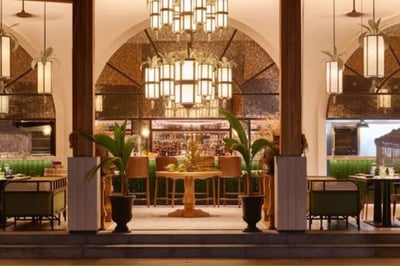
[274,0,307,231]
[280,0,302,155]
[68,0,101,232]
[72,0,94,157]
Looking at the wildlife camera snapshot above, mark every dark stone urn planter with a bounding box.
[109,194,136,233]
[240,194,264,232]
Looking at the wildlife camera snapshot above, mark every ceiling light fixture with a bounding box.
[377,87,391,110]
[360,0,387,78]
[148,0,228,36]
[356,119,369,128]
[0,0,10,113]
[323,0,343,95]
[141,43,234,114]
[34,0,53,94]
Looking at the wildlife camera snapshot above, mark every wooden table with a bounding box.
[155,170,222,218]
[349,174,400,227]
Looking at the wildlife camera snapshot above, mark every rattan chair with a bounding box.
[217,156,243,207]
[125,156,150,207]
[153,156,178,206]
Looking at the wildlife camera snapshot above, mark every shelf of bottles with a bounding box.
[151,119,230,156]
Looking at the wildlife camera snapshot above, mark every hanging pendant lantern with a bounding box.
[197,62,214,98]
[37,60,52,94]
[0,94,8,113]
[361,0,386,78]
[377,88,391,109]
[326,60,343,94]
[149,0,162,31]
[363,34,385,78]
[37,0,52,94]
[95,95,103,112]
[174,58,201,107]
[0,34,10,79]
[324,0,343,94]
[145,66,160,109]
[159,62,174,97]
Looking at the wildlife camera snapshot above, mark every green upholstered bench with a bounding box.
[0,160,53,177]
[2,176,67,230]
[307,179,362,230]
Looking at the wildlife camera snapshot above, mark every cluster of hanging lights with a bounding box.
[325,0,390,110]
[143,48,233,110]
[149,0,228,35]
[144,0,232,114]
[0,0,52,114]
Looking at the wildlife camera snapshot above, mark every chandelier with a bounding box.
[141,47,234,112]
[148,0,228,35]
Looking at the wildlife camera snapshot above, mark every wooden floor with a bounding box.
[2,258,400,265]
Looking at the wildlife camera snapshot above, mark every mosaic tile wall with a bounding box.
[0,44,55,120]
[328,23,400,119]
[95,26,280,120]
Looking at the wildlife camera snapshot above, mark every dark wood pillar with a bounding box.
[280,0,302,156]
[274,0,307,231]
[72,0,94,157]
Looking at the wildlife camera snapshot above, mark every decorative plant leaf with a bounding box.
[1,23,20,52]
[31,46,57,69]
[359,18,390,48]
[140,55,161,71]
[221,109,274,195]
[160,52,176,64]
[218,57,237,68]
[82,120,137,196]
[321,46,344,69]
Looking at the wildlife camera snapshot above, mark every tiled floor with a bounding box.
[3,204,400,233]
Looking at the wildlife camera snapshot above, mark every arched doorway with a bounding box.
[94,25,280,230]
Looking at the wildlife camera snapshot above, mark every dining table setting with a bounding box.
[349,170,400,227]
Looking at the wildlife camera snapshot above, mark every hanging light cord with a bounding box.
[0,0,3,32]
[372,0,375,22]
[43,0,47,52]
[332,0,336,52]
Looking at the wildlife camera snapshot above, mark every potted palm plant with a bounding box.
[221,109,275,232]
[85,121,136,233]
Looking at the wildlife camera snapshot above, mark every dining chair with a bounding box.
[195,156,217,206]
[217,156,243,207]
[125,156,150,207]
[361,181,374,220]
[391,183,400,220]
[153,156,178,207]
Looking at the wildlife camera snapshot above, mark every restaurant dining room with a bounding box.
[2,0,400,259]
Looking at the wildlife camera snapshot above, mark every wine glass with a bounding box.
[4,164,9,176]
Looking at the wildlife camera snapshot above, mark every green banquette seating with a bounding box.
[0,159,53,176]
[2,176,67,230]
[307,178,362,230]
